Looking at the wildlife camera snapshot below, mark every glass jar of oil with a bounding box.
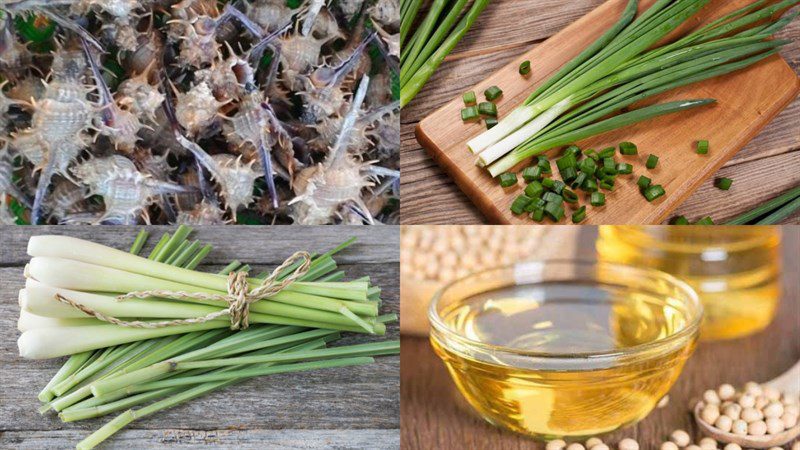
[597,226,781,340]
[429,260,702,438]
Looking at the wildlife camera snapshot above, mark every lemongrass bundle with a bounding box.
[19,227,399,449]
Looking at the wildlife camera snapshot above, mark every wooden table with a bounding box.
[401,227,800,449]
[0,226,400,449]
[400,0,800,225]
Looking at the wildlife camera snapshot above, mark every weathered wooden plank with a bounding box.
[0,227,399,448]
[401,228,800,449]
[400,0,800,225]
[1,429,400,450]
[0,226,399,266]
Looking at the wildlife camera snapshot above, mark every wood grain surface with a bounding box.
[401,0,800,225]
[400,226,800,449]
[0,226,400,449]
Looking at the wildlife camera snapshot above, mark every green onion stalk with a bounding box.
[400,0,491,107]
[466,0,800,176]
[23,227,399,449]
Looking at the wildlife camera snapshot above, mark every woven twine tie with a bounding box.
[55,251,312,330]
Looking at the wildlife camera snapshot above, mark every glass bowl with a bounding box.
[428,259,702,439]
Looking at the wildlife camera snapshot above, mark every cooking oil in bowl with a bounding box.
[597,226,781,340]
[429,261,700,439]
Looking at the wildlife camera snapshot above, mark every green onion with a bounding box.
[619,142,638,155]
[511,195,533,214]
[461,106,480,122]
[544,201,565,221]
[537,156,552,173]
[499,172,517,187]
[697,140,709,154]
[522,166,543,182]
[714,177,733,190]
[550,180,566,194]
[755,196,800,224]
[616,163,633,174]
[695,216,715,225]
[486,117,499,129]
[543,192,562,203]
[519,60,532,76]
[590,192,606,206]
[599,179,615,191]
[572,206,587,223]
[563,189,579,204]
[485,86,503,101]
[598,147,616,159]
[478,102,498,117]
[579,158,597,176]
[531,207,545,222]
[646,154,659,169]
[571,172,588,189]
[670,216,690,224]
[643,184,665,202]
[463,91,477,105]
[564,145,582,159]
[637,175,652,189]
[603,157,617,175]
[524,181,544,198]
[582,178,599,193]
[525,197,546,212]
[585,149,599,160]
[725,186,800,224]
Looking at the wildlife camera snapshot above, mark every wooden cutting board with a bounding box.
[415,0,800,225]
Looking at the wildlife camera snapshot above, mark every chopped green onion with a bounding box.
[484,86,503,101]
[544,201,565,221]
[531,207,545,222]
[522,166,542,182]
[584,149,599,161]
[561,167,578,184]
[599,179,615,191]
[478,102,497,117]
[619,142,638,155]
[695,216,715,225]
[670,216,690,225]
[543,192,562,203]
[461,106,479,122]
[646,154,659,169]
[564,145,582,159]
[615,163,633,174]
[725,186,800,225]
[510,195,533,215]
[525,197,546,212]
[572,206,587,223]
[551,180,566,194]
[714,177,733,190]
[571,172,588,189]
[582,178,598,193]
[602,157,617,175]
[643,184,665,202]
[637,176,652,190]
[537,156,552,174]
[542,178,556,189]
[598,147,616,159]
[498,172,517,187]
[524,181,544,198]
[463,91,477,105]
[590,192,606,206]
[519,60,532,76]
[696,140,709,154]
[562,189,579,203]
[579,158,597,176]
[485,117,499,129]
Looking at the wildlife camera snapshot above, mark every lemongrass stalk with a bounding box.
[48,331,229,411]
[488,99,715,176]
[17,310,100,331]
[76,357,375,450]
[219,260,241,275]
[164,240,191,265]
[27,236,371,303]
[62,339,330,422]
[129,230,148,256]
[26,256,377,317]
[476,97,573,167]
[318,271,346,282]
[152,225,192,262]
[183,244,212,270]
[401,0,448,64]
[37,351,93,402]
[90,328,338,395]
[147,233,170,260]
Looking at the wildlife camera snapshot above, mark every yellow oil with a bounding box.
[431,283,697,438]
[597,226,781,340]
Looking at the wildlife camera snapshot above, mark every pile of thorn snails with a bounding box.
[0,0,400,225]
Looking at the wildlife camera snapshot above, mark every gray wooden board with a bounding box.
[0,226,400,449]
